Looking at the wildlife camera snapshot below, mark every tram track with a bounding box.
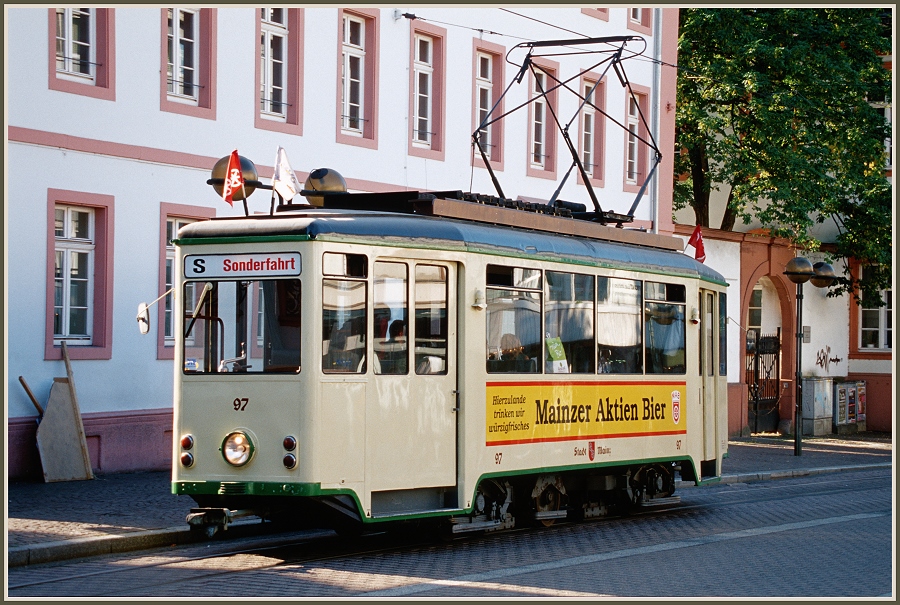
[9,468,891,596]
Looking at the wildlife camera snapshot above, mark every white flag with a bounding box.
[272,146,303,203]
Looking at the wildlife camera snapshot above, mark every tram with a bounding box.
[168,33,728,537]
[170,178,729,537]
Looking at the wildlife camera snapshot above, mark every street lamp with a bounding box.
[783,257,836,455]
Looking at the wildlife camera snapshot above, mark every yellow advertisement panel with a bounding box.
[486,381,686,446]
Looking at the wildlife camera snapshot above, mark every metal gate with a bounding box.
[745,329,781,433]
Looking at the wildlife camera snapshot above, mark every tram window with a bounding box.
[486,264,542,289]
[596,277,643,374]
[705,292,715,376]
[323,252,367,278]
[644,282,685,303]
[415,264,448,375]
[374,261,408,375]
[182,278,301,374]
[719,292,728,376]
[322,278,367,373]
[545,271,594,373]
[486,288,541,373]
[644,281,686,374]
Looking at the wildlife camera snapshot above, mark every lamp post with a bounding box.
[783,257,836,455]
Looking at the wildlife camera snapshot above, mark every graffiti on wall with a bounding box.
[815,345,843,372]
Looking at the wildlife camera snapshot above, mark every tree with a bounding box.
[673,8,892,302]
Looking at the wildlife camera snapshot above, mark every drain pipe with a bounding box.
[649,8,663,234]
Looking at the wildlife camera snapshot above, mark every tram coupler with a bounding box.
[186,507,256,538]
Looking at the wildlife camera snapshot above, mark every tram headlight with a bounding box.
[222,431,255,467]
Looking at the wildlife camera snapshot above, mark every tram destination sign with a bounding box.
[184,252,302,279]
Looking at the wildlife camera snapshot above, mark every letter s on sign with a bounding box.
[192,258,206,274]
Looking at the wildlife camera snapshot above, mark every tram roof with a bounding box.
[178,206,726,286]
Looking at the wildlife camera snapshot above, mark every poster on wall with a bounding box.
[856,383,866,423]
[835,385,847,425]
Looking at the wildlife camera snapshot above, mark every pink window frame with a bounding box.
[581,8,609,21]
[255,8,304,136]
[578,73,606,188]
[526,58,560,180]
[408,21,446,161]
[157,203,216,360]
[336,8,380,150]
[623,83,651,194]
[626,7,653,36]
[45,189,115,361]
[159,8,217,120]
[47,8,116,101]
[471,39,506,172]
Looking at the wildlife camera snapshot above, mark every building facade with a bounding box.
[7,7,684,478]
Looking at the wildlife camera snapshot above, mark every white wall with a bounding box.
[800,253,850,379]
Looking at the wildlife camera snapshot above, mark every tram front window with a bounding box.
[182,279,301,374]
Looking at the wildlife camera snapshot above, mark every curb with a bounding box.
[676,462,893,490]
[8,527,191,568]
[7,518,284,568]
[10,463,893,568]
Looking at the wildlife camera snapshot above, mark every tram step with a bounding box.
[450,514,515,534]
[534,509,569,521]
[639,496,681,508]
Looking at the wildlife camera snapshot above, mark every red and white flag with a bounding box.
[222,149,245,206]
[687,225,706,263]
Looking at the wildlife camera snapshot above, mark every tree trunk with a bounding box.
[689,145,709,227]
[719,186,738,231]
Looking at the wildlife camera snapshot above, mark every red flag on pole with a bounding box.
[222,149,244,206]
[687,225,706,263]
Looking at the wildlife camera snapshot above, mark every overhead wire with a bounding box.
[401,9,881,106]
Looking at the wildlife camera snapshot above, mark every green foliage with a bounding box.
[674,8,892,301]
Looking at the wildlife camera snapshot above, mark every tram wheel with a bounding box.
[534,485,561,527]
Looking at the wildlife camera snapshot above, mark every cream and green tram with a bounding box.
[172,192,728,537]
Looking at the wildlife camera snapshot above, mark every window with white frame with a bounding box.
[626,7,652,34]
[747,286,763,343]
[626,94,642,183]
[413,34,434,146]
[582,82,597,177]
[475,52,493,158]
[54,206,94,344]
[164,218,195,343]
[56,8,94,80]
[167,7,199,102]
[260,8,287,119]
[341,14,365,133]
[532,70,548,168]
[860,266,892,350]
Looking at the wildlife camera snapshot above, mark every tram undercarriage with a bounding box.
[184,462,682,539]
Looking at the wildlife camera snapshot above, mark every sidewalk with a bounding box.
[6,433,893,567]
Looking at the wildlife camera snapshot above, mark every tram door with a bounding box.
[699,289,719,462]
[366,261,457,499]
